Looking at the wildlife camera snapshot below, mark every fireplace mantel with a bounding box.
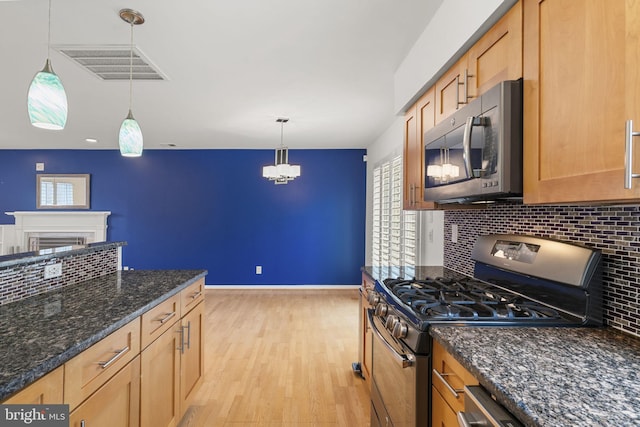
[5,211,111,252]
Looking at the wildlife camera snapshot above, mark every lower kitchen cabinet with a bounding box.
[64,317,141,410]
[69,355,141,427]
[1,366,64,404]
[180,300,204,411]
[431,340,478,427]
[140,292,204,427]
[432,386,459,427]
[140,320,181,427]
[359,272,374,389]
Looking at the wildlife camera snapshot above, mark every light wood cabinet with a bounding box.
[466,0,522,99]
[181,278,205,315]
[434,55,470,125]
[431,340,478,427]
[523,0,640,204]
[140,285,205,427]
[180,300,204,412]
[64,318,141,410]
[358,273,374,388]
[141,293,180,350]
[1,366,63,404]
[403,1,522,210]
[404,88,438,210]
[140,318,181,427]
[69,355,141,427]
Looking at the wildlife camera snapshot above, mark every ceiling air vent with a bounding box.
[55,45,167,81]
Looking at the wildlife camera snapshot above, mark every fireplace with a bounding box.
[5,211,111,252]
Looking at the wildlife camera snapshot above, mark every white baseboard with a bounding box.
[204,284,360,290]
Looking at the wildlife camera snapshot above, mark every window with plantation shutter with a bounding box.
[372,155,417,269]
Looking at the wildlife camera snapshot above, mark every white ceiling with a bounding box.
[0,0,441,150]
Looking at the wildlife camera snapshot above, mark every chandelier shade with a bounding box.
[27,0,67,130]
[119,110,143,157]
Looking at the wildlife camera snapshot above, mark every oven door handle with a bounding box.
[367,309,415,368]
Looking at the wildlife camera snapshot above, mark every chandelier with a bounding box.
[262,118,301,185]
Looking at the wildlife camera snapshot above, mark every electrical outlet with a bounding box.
[451,224,458,243]
[44,263,63,279]
[256,265,262,275]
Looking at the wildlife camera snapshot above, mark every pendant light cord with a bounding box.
[47,0,52,60]
[129,21,134,112]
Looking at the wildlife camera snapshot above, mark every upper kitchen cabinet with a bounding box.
[523,0,640,204]
[434,1,522,125]
[404,87,438,210]
[434,55,470,125]
[466,0,523,98]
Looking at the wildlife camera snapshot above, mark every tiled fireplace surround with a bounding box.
[444,203,640,337]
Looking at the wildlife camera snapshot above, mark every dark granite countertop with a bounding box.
[430,326,640,427]
[0,269,207,401]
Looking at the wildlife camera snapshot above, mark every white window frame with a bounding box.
[371,155,417,268]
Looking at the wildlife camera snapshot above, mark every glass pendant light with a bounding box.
[27,0,68,130]
[118,9,145,157]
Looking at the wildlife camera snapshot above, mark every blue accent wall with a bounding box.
[0,149,366,286]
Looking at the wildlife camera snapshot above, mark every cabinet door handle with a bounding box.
[432,368,464,399]
[185,321,191,350]
[409,183,415,205]
[457,69,475,108]
[625,119,640,189]
[98,346,129,369]
[178,325,185,353]
[81,420,86,427]
[158,311,176,324]
[190,290,203,300]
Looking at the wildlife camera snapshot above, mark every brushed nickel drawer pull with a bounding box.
[190,291,202,300]
[158,311,176,324]
[432,368,464,399]
[98,346,129,369]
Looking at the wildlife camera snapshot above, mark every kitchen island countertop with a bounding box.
[0,269,207,401]
[430,325,640,427]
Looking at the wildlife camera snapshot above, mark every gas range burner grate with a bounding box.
[383,277,564,322]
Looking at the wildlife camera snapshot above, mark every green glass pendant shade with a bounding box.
[27,59,68,130]
[119,110,143,157]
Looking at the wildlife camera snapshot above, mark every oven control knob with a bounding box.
[392,321,408,339]
[368,293,380,306]
[385,315,398,331]
[374,304,388,317]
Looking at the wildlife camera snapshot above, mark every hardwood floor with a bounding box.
[178,289,370,427]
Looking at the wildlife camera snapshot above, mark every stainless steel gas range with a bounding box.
[366,234,603,427]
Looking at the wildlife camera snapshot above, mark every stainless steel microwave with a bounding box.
[424,79,522,203]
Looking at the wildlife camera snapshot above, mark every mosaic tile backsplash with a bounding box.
[444,203,640,337]
[0,248,118,305]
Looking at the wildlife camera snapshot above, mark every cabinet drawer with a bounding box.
[65,318,141,410]
[2,366,64,404]
[432,385,460,427]
[141,294,180,349]
[69,356,140,427]
[180,278,204,315]
[432,340,478,414]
